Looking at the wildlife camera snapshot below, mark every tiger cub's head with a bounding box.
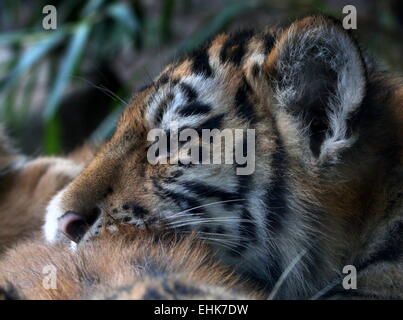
[44,16,402,285]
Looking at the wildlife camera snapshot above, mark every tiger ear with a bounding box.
[264,16,366,163]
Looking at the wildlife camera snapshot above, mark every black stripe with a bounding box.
[220,29,254,66]
[154,93,174,125]
[230,163,256,256]
[263,32,276,55]
[157,73,170,86]
[140,74,170,93]
[152,177,202,213]
[181,181,240,209]
[216,225,226,235]
[234,78,256,123]
[191,45,213,77]
[252,63,260,78]
[196,113,225,132]
[240,208,257,243]
[180,83,198,102]
[154,101,168,125]
[231,208,257,257]
[179,102,211,117]
[264,123,288,234]
[200,225,211,235]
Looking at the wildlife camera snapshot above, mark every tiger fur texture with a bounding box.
[0,129,255,300]
[0,227,259,300]
[0,15,402,299]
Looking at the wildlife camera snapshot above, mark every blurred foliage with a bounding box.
[0,0,401,155]
[1,0,147,154]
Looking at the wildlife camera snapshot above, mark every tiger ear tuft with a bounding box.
[265,16,366,163]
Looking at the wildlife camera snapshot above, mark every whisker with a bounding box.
[71,76,128,105]
[163,212,202,221]
[167,218,250,229]
[99,84,128,105]
[195,236,243,253]
[168,216,249,224]
[164,199,245,220]
[309,278,342,300]
[179,230,250,252]
[267,249,307,300]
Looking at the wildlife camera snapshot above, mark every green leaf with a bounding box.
[81,0,105,17]
[43,22,90,121]
[107,2,140,34]
[0,22,78,46]
[2,84,18,124]
[0,31,65,91]
[0,30,28,46]
[43,113,61,155]
[160,0,175,41]
[18,65,39,126]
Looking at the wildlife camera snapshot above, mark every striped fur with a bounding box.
[3,15,401,299]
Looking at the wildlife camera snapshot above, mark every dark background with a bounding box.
[0,0,402,156]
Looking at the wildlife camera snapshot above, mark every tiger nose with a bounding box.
[58,207,101,243]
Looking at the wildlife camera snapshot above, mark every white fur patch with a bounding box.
[42,159,84,244]
[145,74,228,132]
[43,189,67,243]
